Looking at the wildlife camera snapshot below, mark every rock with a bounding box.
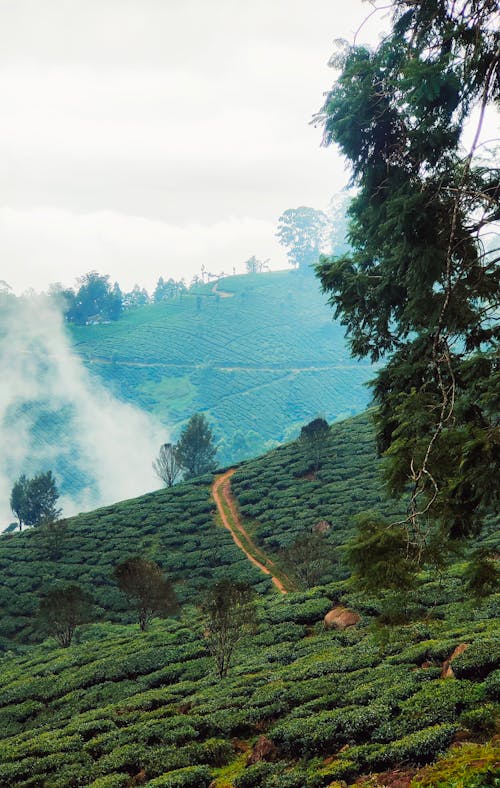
[312,519,331,534]
[324,606,360,630]
[441,643,470,679]
[246,735,278,765]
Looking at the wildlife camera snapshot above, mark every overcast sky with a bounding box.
[0,0,391,295]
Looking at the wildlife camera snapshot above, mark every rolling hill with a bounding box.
[69,270,376,464]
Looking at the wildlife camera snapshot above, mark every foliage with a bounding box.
[282,532,331,589]
[0,561,497,786]
[114,558,179,631]
[57,270,375,479]
[463,550,500,600]
[345,513,418,592]
[153,443,182,487]
[299,417,331,471]
[411,741,500,787]
[201,578,256,678]
[153,277,187,303]
[62,271,123,324]
[176,413,217,479]
[37,584,93,647]
[315,1,500,568]
[276,207,328,271]
[10,471,61,529]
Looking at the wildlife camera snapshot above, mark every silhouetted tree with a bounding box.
[153,443,182,487]
[202,579,256,678]
[276,206,328,271]
[114,557,179,631]
[38,584,93,647]
[176,413,217,479]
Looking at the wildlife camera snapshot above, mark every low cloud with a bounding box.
[0,293,166,527]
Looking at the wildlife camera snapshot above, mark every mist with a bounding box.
[0,292,166,527]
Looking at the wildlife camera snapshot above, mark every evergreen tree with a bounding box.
[176,413,217,479]
[315,1,499,571]
[10,471,61,529]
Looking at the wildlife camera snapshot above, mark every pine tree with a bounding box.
[315,1,499,570]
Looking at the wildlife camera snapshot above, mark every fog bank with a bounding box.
[0,293,166,527]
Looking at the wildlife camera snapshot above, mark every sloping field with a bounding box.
[0,413,384,645]
[0,577,497,787]
[69,271,375,464]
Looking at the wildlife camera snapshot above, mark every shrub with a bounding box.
[451,638,500,680]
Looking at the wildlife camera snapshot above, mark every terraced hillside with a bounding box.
[0,413,387,646]
[0,410,498,786]
[0,575,498,787]
[69,271,375,464]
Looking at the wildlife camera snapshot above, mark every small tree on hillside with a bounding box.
[153,443,182,487]
[202,578,256,679]
[299,417,330,471]
[114,557,179,631]
[38,584,93,647]
[10,474,29,530]
[283,532,331,588]
[10,471,61,530]
[176,413,217,479]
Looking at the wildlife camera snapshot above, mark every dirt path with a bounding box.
[212,469,290,594]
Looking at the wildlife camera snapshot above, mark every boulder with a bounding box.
[441,642,470,679]
[324,606,360,630]
[312,519,331,534]
[246,735,278,765]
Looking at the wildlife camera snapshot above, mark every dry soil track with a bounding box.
[212,469,290,594]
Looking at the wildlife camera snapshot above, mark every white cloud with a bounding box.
[0,1,389,292]
[0,206,288,293]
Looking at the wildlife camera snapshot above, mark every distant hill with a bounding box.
[69,270,375,464]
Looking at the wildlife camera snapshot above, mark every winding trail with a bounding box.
[212,469,292,594]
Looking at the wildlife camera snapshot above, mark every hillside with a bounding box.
[0,572,498,787]
[0,412,391,645]
[69,271,375,464]
[1,411,498,787]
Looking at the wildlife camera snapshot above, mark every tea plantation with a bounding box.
[68,271,375,463]
[0,576,498,787]
[0,412,383,645]
[0,411,498,786]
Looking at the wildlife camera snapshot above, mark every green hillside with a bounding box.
[0,574,497,787]
[0,412,389,645]
[0,411,498,786]
[69,271,375,463]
